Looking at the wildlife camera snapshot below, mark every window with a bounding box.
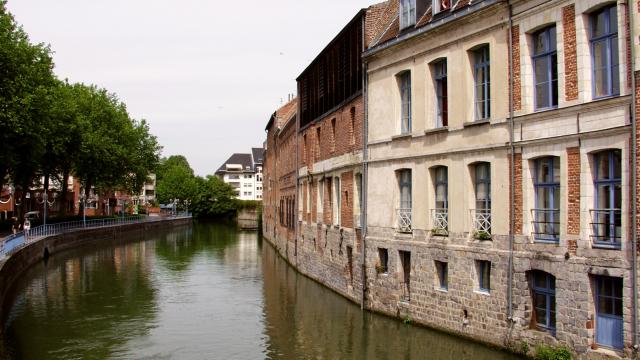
[592,150,622,248]
[355,173,363,228]
[434,59,448,127]
[400,0,416,29]
[476,260,491,293]
[433,166,448,234]
[399,72,412,134]
[530,271,556,334]
[433,0,451,14]
[398,169,412,232]
[591,5,619,98]
[378,248,389,273]
[331,118,336,152]
[350,107,356,145]
[533,157,560,242]
[315,127,322,161]
[474,162,491,234]
[435,261,448,290]
[532,26,558,110]
[474,46,491,120]
[399,251,411,301]
[317,179,324,220]
[334,176,341,226]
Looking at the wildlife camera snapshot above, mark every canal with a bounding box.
[3,222,521,359]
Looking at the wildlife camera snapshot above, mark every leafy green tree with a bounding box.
[155,155,198,205]
[0,0,55,193]
[191,175,237,217]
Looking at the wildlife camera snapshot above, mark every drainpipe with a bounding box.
[507,1,515,323]
[628,0,639,350]
[295,83,301,264]
[361,14,369,311]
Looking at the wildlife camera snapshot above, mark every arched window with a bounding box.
[532,26,558,110]
[590,5,619,98]
[533,156,560,242]
[592,150,621,248]
[530,271,556,334]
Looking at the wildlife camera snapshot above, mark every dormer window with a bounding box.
[400,0,416,29]
[433,0,451,14]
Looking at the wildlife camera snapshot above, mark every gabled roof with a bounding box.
[251,147,264,165]
[215,153,253,174]
[368,0,490,51]
[265,97,297,131]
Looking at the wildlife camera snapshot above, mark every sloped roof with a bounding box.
[368,0,482,49]
[215,153,253,174]
[252,147,264,165]
[265,97,297,131]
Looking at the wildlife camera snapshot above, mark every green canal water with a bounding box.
[3,222,521,359]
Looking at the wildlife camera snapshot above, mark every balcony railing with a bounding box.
[590,209,621,248]
[397,208,412,233]
[431,208,448,235]
[470,208,491,234]
[531,208,559,242]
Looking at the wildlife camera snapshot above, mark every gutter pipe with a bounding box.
[628,0,639,350]
[361,14,369,311]
[507,1,515,322]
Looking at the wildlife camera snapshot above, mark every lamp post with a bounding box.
[80,193,87,227]
[183,199,191,217]
[121,197,126,221]
[36,190,57,227]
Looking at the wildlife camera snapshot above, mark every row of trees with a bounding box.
[0,1,161,215]
[155,155,249,218]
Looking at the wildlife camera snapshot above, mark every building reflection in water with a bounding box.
[260,242,519,360]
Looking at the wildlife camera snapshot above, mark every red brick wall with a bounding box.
[340,171,354,229]
[510,25,522,112]
[302,181,308,223]
[299,96,363,168]
[510,153,523,234]
[566,147,581,235]
[563,5,578,101]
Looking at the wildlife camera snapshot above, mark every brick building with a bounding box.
[263,98,298,247]
[262,0,640,357]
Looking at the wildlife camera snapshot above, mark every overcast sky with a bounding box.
[7,0,374,176]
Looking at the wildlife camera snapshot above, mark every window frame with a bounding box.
[399,72,412,134]
[531,271,556,334]
[434,166,448,210]
[475,162,491,211]
[593,150,622,248]
[435,261,448,291]
[477,260,491,293]
[590,5,619,99]
[473,46,491,120]
[434,59,448,127]
[398,169,412,210]
[400,0,417,29]
[533,157,561,242]
[532,26,558,111]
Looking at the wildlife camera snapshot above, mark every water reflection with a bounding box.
[3,222,520,359]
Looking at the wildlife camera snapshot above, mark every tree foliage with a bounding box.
[0,2,161,216]
[155,156,239,218]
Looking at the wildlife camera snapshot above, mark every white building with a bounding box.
[215,148,264,201]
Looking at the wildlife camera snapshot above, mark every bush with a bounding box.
[535,345,572,360]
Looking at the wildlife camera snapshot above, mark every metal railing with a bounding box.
[1,214,191,258]
[431,208,448,235]
[470,208,491,234]
[590,209,621,248]
[397,208,412,233]
[531,209,560,242]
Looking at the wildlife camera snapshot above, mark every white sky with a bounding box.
[7,0,375,176]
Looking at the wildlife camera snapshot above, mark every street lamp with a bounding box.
[36,190,57,227]
[169,198,179,217]
[80,193,87,227]
[103,199,110,216]
[183,199,191,216]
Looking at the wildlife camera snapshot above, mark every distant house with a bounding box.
[215,148,264,201]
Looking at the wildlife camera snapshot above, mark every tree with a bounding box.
[155,155,198,205]
[0,0,56,193]
[191,175,237,217]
